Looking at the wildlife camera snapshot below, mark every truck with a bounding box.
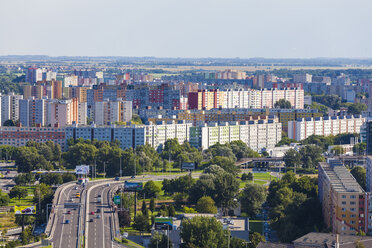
[77,178,89,185]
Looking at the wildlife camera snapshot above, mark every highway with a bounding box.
[50,183,84,248]
[48,174,194,248]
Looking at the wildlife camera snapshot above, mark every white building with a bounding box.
[294,73,312,83]
[288,116,365,141]
[65,121,192,151]
[189,119,282,152]
[1,93,23,125]
[93,99,132,125]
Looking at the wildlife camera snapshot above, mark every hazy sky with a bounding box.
[0,0,371,58]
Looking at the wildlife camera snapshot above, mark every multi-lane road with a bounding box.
[48,174,193,248]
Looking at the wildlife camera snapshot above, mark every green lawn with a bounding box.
[8,187,34,207]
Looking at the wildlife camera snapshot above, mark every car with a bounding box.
[115,177,120,181]
[67,211,71,214]
[96,215,100,219]
[106,183,110,187]
[96,209,101,213]
[65,220,70,224]
[90,211,95,215]
[131,176,136,179]
[74,186,78,190]
[97,194,101,198]
[90,218,94,222]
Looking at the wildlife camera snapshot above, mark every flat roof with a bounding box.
[319,160,364,193]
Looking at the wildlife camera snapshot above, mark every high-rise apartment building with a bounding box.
[47,99,79,127]
[19,97,47,127]
[294,73,313,83]
[93,99,132,125]
[1,93,23,125]
[366,120,372,156]
[318,159,366,235]
[26,67,43,83]
[288,116,365,141]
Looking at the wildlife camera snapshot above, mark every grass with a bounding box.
[8,187,34,207]
[239,180,268,188]
[0,212,17,229]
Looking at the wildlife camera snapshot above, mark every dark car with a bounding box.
[65,220,70,224]
[96,209,101,213]
[90,218,94,222]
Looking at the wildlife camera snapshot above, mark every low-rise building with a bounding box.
[0,126,66,150]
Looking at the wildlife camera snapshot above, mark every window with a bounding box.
[351,195,356,199]
[351,208,356,211]
[342,195,346,199]
[342,201,347,205]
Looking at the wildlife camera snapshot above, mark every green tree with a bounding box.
[141,200,148,216]
[180,216,228,248]
[142,181,161,198]
[149,198,156,213]
[149,232,173,248]
[331,145,344,155]
[283,149,301,168]
[240,184,267,218]
[118,210,131,227]
[62,143,98,168]
[132,214,150,232]
[9,186,28,201]
[274,99,292,109]
[168,205,176,217]
[229,140,260,160]
[14,173,35,186]
[0,190,10,206]
[299,145,324,169]
[351,166,366,190]
[276,136,298,147]
[3,120,15,126]
[249,232,266,248]
[353,142,366,155]
[40,173,63,186]
[162,175,195,195]
[196,196,217,214]
[355,240,366,248]
[347,103,367,115]
[207,156,238,175]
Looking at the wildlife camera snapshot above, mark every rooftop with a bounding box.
[319,159,364,193]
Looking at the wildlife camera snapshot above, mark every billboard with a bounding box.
[75,165,89,175]
[182,162,195,170]
[14,206,36,215]
[124,182,143,192]
[154,217,173,230]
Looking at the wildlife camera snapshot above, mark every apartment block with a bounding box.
[65,121,191,151]
[19,97,47,127]
[47,98,79,127]
[188,88,304,110]
[0,126,65,150]
[318,159,366,235]
[189,119,282,152]
[1,93,23,125]
[93,99,132,125]
[288,116,365,141]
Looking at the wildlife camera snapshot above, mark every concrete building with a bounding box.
[47,99,79,127]
[93,99,132,125]
[188,88,304,110]
[288,116,365,141]
[1,93,23,125]
[189,119,281,152]
[294,73,312,83]
[318,159,366,235]
[19,97,47,127]
[65,121,192,151]
[0,126,66,150]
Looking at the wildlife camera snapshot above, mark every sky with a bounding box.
[0,0,371,58]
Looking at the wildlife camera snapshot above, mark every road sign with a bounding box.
[14,206,36,215]
[114,195,121,205]
[182,162,195,170]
